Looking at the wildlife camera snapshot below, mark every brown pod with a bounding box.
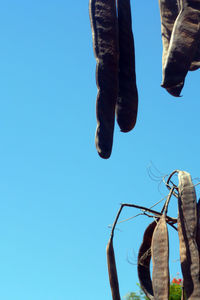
[196,199,200,280]
[188,1,200,71]
[89,0,119,159]
[158,0,179,78]
[161,0,200,96]
[178,171,200,299]
[138,221,156,300]
[106,236,121,300]
[158,0,181,97]
[189,1,200,71]
[116,0,138,133]
[177,0,200,71]
[196,199,200,253]
[152,215,170,300]
[178,171,197,238]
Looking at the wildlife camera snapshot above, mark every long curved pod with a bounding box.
[89,0,119,158]
[177,171,200,299]
[152,215,170,300]
[161,0,200,96]
[116,0,138,133]
[138,221,156,300]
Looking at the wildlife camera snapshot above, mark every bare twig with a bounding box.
[120,203,177,224]
[109,203,177,239]
[162,187,175,215]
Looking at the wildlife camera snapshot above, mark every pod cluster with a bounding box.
[159,0,200,97]
[107,170,200,300]
[89,1,200,158]
[89,0,138,159]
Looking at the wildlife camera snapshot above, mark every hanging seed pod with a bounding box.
[158,0,200,73]
[138,221,156,300]
[196,199,200,280]
[89,0,119,159]
[196,199,200,253]
[161,0,200,96]
[178,171,197,238]
[116,0,138,133]
[158,0,179,77]
[177,171,200,299]
[106,236,121,300]
[152,215,170,300]
[158,0,182,97]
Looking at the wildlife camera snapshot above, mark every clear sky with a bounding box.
[0,1,199,300]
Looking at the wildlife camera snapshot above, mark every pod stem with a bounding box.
[162,187,175,216]
[163,170,179,198]
[109,203,177,239]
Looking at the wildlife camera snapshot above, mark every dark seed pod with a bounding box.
[138,221,156,300]
[158,0,181,97]
[152,215,170,300]
[178,171,197,239]
[196,199,200,280]
[106,236,121,300]
[158,0,200,73]
[196,199,200,253]
[158,0,179,78]
[89,0,119,159]
[177,171,200,299]
[116,0,138,133]
[161,0,200,96]
[165,84,184,98]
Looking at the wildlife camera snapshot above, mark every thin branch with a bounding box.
[110,204,124,239]
[120,203,177,224]
[162,187,175,215]
[117,212,143,225]
[163,171,179,198]
[118,195,168,225]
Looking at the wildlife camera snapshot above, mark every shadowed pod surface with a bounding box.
[106,236,121,300]
[158,0,180,97]
[116,0,138,133]
[89,0,119,159]
[178,171,197,238]
[191,43,200,71]
[152,215,170,300]
[196,199,200,280]
[137,221,156,300]
[189,3,200,71]
[158,0,179,74]
[177,171,200,300]
[161,0,200,96]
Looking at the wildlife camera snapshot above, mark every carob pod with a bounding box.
[196,199,200,280]
[158,0,182,97]
[184,0,200,71]
[116,0,138,133]
[161,0,200,96]
[158,0,200,95]
[152,215,170,300]
[89,0,119,159]
[138,221,156,300]
[158,0,179,78]
[106,236,121,300]
[177,171,200,299]
[196,199,200,252]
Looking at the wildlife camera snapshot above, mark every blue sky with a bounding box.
[0,1,199,299]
